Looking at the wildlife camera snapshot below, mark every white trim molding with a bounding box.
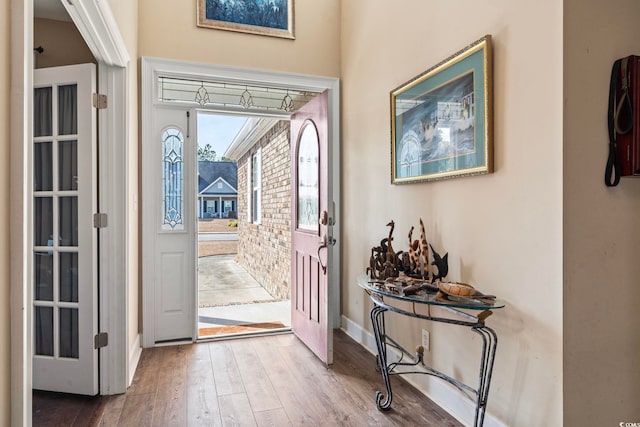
[98,65,130,394]
[10,0,33,424]
[128,334,142,385]
[61,0,129,67]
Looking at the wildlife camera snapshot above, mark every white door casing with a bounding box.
[143,106,196,344]
[32,63,98,395]
[141,57,341,348]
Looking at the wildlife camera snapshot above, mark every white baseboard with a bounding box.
[128,333,142,387]
[340,315,507,427]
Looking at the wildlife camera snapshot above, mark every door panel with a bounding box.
[290,91,332,365]
[144,106,196,343]
[32,64,98,395]
[160,252,186,311]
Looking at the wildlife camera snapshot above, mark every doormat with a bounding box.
[198,321,287,337]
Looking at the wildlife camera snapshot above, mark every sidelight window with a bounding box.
[162,127,185,230]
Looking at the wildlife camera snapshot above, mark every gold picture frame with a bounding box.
[197,0,295,40]
[391,35,493,183]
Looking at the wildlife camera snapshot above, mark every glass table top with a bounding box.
[357,274,505,310]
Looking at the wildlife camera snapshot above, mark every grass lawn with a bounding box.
[198,241,237,257]
[198,218,238,233]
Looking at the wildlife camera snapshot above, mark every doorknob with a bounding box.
[317,234,328,275]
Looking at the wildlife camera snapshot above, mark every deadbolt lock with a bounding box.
[319,210,329,226]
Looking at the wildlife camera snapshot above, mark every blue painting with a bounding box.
[198,0,294,39]
[391,35,493,183]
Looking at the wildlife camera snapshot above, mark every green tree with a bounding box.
[198,144,216,161]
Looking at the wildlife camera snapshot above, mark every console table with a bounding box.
[357,274,504,427]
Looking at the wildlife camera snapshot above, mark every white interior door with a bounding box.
[32,64,98,395]
[143,106,196,344]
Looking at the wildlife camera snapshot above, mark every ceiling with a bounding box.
[34,0,71,22]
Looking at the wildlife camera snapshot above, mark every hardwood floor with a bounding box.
[33,331,462,426]
[33,391,107,426]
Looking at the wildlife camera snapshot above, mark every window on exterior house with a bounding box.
[247,148,261,224]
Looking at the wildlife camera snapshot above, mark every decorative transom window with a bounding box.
[157,76,319,113]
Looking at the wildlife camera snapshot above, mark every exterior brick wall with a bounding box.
[237,121,291,300]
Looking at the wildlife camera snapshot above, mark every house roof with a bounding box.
[198,161,238,194]
[224,117,280,161]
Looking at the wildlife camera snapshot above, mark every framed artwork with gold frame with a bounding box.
[391,35,493,183]
[197,0,295,39]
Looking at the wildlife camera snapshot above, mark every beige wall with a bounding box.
[341,1,563,425]
[138,0,340,77]
[1,0,10,423]
[564,0,640,425]
[34,18,96,69]
[2,0,635,424]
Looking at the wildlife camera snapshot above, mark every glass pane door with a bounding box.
[33,83,80,361]
[33,63,97,395]
[297,123,319,232]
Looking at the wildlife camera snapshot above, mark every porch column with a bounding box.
[219,196,222,217]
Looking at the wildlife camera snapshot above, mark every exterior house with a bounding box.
[198,161,238,219]
[4,1,640,426]
[226,119,291,300]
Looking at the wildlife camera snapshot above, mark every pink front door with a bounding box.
[290,90,332,365]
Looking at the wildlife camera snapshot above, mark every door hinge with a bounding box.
[93,93,107,109]
[93,213,108,228]
[94,332,108,349]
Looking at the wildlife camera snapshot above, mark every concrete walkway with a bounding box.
[198,254,273,306]
[197,254,291,334]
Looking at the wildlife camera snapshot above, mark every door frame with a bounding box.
[141,57,341,348]
[11,0,131,424]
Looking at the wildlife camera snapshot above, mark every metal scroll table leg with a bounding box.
[471,326,498,427]
[370,304,393,411]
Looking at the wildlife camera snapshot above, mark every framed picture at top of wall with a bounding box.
[391,35,493,184]
[197,0,295,39]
